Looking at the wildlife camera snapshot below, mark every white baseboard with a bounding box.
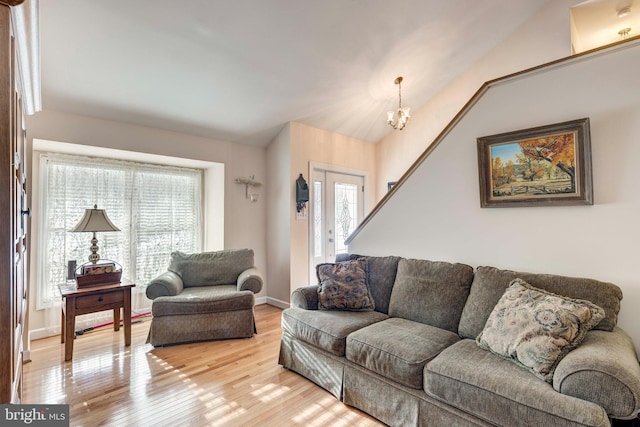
[28,311,118,341]
[263,297,290,309]
[29,326,60,341]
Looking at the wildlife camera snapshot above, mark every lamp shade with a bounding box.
[71,205,120,233]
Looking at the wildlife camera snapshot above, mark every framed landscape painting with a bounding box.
[477,118,593,208]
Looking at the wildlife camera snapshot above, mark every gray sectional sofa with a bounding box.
[278,254,640,426]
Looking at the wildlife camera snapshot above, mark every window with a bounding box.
[37,153,203,308]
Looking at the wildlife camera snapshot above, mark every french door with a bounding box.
[309,168,364,284]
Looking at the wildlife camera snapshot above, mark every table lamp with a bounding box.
[71,204,120,264]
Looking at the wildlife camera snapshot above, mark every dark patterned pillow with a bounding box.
[477,278,605,382]
[316,260,374,311]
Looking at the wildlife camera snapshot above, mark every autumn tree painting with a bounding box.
[489,131,576,198]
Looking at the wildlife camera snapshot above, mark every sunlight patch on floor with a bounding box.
[204,399,246,425]
[249,381,290,402]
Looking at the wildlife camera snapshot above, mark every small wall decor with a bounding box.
[235,175,261,202]
[295,174,309,213]
[477,118,593,208]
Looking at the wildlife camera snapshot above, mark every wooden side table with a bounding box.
[59,279,135,361]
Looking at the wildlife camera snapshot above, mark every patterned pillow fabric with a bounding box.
[477,278,605,382]
[316,260,374,311]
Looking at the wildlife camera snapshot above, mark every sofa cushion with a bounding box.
[151,285,255,317]
[388,259,474,332]
[425,340,610,427]
[281,307,388,356]
[458,266,622,340]
[169,249,255,287]
[476,279,605,382]
[335,254,401,314]
[346,317,459,389]
[317,260,374,311]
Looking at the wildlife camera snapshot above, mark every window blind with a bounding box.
[37,153,203,308]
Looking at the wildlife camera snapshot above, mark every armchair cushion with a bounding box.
[168,249,255,287]
[151,286,255,317]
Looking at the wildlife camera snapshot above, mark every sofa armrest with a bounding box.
[553,327,640,419]
[146,271,184,299]
[291,285,319,310]
[237,267,263,294]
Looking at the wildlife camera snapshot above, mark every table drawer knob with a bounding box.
[97,296,103,302]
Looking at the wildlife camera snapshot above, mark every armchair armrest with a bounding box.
[237,267,263,294]
[291,285,319,310]
[553,327,640,419]
[146,271,184,299]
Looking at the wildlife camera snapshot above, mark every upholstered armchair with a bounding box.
[145,248,263,346]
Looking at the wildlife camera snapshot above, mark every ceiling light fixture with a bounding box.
[387,76,410,131]
[618,27,632,38]
[617,6,631,18]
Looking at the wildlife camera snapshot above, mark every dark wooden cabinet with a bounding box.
[0,1,29,404]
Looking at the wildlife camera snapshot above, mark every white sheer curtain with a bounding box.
[37,153,203,330]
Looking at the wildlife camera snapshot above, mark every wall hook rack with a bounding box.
[235,175,262,202]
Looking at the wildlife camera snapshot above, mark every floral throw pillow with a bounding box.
[477,278,605,382]
[316,260,374,311]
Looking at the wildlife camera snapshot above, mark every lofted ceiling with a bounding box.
[570,0,639,52]
[40,0,552,147]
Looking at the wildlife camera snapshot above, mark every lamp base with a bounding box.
[88,232,101,264]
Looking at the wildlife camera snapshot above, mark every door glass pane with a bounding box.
[334,182,358,255]
[313,181,323,258]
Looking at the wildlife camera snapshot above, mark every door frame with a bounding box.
[307,162,369,284]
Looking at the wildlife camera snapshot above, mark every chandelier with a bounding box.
[387,76,410,130]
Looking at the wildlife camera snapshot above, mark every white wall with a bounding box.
[289,122,376,296]
[265,122,377,304]
[375,0,581,200]
[26,110,268,333]
[349,41,640,354]
[266,124,291,306]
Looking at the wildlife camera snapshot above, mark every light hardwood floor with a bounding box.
[23,304,384,427]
